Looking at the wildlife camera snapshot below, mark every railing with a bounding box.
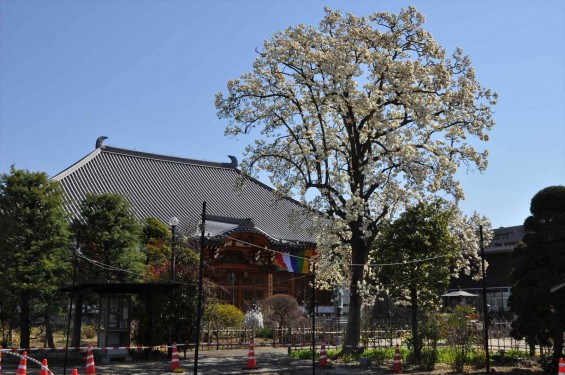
[474,319,530,352]
[195,318,411,351]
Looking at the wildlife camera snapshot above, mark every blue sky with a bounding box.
[1,0,564,228]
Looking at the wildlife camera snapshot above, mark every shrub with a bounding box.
[204,303,244,329]
[263,294,307,329]
[255,327,273,339]
[420,348,438,371]
[436,347,454,364]
[439,306,477,373]
[539,353,554,373]
[289,349,317,360]
[362,348,388,365]
[82,324,97,339]
[469,349,486,369]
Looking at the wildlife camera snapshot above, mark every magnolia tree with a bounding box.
[216,7,496,350]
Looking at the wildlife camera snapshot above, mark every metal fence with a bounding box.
[475,319,529,352]
[195,317,529,353]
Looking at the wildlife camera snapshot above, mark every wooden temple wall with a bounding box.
[203,232,314,311]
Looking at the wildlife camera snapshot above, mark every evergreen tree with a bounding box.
[70,193,145,346]
[134,239,199,347]
[72,193,145,282]
[0,167,71,348]
[508,242,552,355]
[134,217,171,347]
[141,217,171,268]
[509,186,565,369]
[372,200,484,362]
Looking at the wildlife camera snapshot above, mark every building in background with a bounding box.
[447,225,524,317]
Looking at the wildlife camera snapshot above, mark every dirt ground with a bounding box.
[401,363,544,374]
[324,359,546,374]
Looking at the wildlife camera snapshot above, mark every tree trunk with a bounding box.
[552,309,564,372]
[344,235,369,353]
[410,288,421,363]
[71,294,83,348]
[45,313,55,348]
[279,317,284,344]
[1,307,8,347]
[144,294,153,346]
[19,295,31,349]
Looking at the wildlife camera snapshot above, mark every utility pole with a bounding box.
[480,225,491,374]
[194,202,206,375]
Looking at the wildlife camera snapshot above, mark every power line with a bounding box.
[76,249,311,289]
[352,254,448,267]
[223,235,313,261]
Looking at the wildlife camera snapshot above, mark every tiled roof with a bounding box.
[52,139,315,244]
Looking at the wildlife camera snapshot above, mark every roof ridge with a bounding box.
[101,145,238,169]
[51,148,102,181]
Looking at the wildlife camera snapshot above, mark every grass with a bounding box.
[288,346,541,373]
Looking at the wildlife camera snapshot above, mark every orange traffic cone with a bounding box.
[16,351,27,375]
[72,369,78,375]
[170,342,180,371]
[558,358,564,374]
[85,344,96,374]
[246,338,257,369]
[40,359,49,375]
[392,344,402,373]
[318,340,327,366]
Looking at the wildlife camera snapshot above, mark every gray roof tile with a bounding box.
[52,142,315,244]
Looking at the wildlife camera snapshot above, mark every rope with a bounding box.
[0,351,55,375]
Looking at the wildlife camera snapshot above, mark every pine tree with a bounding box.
[0,167,71,348]
[509,186,565,370]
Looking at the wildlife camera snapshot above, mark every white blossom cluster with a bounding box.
[217,6,496,320]
[243,308,264,330]
[450,209,493,281]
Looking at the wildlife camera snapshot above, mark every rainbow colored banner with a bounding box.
[274,252,309,274]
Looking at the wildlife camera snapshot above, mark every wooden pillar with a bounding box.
[237,271,243,308]
[267,273,273,298]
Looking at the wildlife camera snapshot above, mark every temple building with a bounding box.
[52,137,318,311]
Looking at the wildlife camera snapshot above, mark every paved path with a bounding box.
[0,347,371,374]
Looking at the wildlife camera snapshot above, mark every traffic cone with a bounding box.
[558,358,564,374]
[392,344,402,373]
[16,351,27,375]
[246,338,257,369]
[170,342,180,371]
[40,359,49,375]
[85,344,96,374]
[72,369,78,375]
[318,340,327,366]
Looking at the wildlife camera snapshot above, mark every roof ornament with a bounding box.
[240,218,254,227]
[96,136,108,149]
[228,155,238,168]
